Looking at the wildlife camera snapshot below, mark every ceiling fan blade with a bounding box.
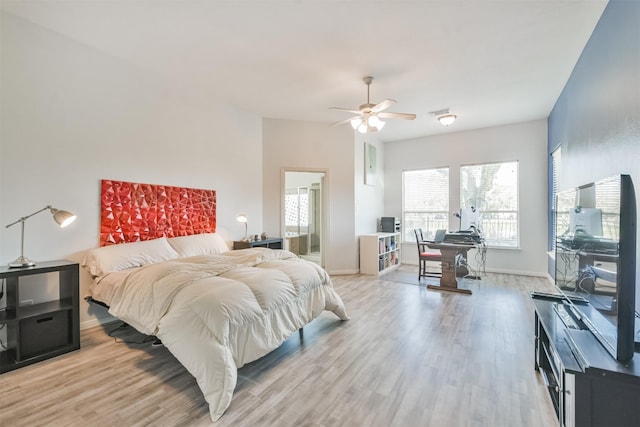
[329,106,363,114]
[371,99,396,113]
[378,112,417,120]
[330,116,360,127]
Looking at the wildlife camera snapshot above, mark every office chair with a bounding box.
[414,228,442,281]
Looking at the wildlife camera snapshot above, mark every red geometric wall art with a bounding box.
[100,179,216,246]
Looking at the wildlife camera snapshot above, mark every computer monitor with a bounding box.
[460,207,479,231]
[569,207,603,236]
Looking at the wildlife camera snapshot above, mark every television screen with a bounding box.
[554,174,637,362]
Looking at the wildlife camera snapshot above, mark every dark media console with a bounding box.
[533,296,640,427]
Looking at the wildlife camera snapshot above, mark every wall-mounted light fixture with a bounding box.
[236,213,248,242]
[5,205,77,268]
[429,108,457,126]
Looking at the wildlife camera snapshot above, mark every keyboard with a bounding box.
[530,291,589,304]
[554,303,579,329]
[443,232,482,244]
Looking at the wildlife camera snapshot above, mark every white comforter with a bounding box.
[105,248,349,421]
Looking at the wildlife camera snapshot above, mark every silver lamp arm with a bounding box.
[5,205,54,229]
[5,205,76,268]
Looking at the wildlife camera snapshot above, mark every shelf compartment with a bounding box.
[538,365,560,417]
[19,309,72,360]
[0,348,18,367]
[0,307,17,323]
[16,299,74,319]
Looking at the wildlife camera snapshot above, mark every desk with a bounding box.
[425,242,474,294]
[577,250,618,297]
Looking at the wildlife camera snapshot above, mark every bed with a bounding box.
[84,180,349,421]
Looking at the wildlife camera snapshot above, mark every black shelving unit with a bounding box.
[0,260,80,374]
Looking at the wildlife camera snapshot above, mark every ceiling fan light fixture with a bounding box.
[354,116,385,133]
[438,114,457,126]
[429,108,457,126]
[329,76,415,132]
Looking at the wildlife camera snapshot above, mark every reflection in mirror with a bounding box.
[555,175,620,312]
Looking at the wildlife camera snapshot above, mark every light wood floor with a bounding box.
[0,267,558,427]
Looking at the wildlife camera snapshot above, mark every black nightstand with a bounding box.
[233,238,283,250]
[0,260,80,374]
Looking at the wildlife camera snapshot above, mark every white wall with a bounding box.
[285,172,324,190]
[262,119,360,274]
[0,13,264,327]
[354,135,385,237]
[384,119,549,276]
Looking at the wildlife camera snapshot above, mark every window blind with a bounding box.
[402,168,449,242]
[551,147,561,250]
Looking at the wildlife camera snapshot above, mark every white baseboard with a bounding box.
[399,260,547,278]
[328,269,359,275]
[482,267,548,277]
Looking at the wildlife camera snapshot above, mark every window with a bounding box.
[595,178,621,240]
[285,190,309,228]
[554,176,620,244]
[460,161,519,247]
[402,168,449,242]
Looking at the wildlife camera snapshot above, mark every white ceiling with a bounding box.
[1,0,608,142]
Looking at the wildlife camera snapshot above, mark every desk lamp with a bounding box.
[236,213,249,242]
[5,205,76,268]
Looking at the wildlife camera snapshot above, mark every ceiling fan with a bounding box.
[330,76,416,133]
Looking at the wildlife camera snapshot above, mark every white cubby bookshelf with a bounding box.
[359,232,401,275]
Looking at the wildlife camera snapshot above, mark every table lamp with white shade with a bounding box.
[236,213,248,242]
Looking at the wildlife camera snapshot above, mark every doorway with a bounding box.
[283,170,326,267]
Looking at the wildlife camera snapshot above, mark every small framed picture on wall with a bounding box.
[364,142,377,186]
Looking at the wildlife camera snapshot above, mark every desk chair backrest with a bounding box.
[414,228,442,280]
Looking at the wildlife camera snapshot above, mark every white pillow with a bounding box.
[167,233,229,258]
[82,237,180,277]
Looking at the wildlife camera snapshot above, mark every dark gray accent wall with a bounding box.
[548,0,639,188]
[547,0,640,299]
